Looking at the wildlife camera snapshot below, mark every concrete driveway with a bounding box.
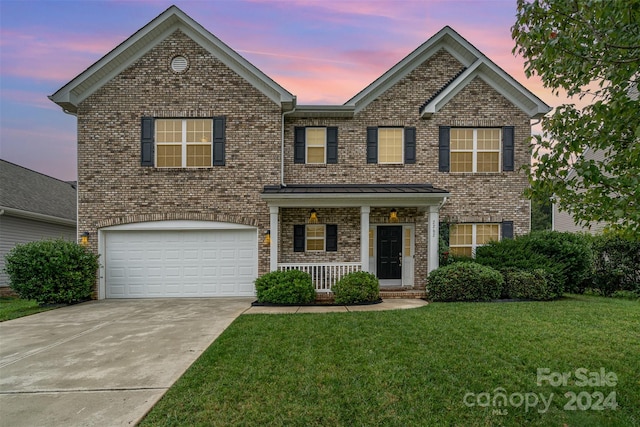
[0,298,253,427]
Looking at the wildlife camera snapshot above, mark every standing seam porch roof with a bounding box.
[261,184,449,208]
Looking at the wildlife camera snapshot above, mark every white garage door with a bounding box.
[105,229,257,298]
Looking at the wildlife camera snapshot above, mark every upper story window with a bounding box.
[450,128,501,173]
[306,128,326,164]
[378,128,403,164]
[156,119,212,168]
[439,126,514,173]
[367,126,416,164]
[294,127,338,164]
[140,116,226,168]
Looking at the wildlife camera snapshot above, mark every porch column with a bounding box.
[360,206,370,272]
[428,205,439,273]
[269,206,279,272]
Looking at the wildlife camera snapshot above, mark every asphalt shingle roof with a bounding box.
[0,160,76,221]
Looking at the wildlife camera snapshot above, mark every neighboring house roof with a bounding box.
[0,159,77,225]
[49,5,296,114]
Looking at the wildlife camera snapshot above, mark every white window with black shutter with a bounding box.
[140,117,226,167]
[293,224,338,252]
[366,127,416,164]
[438,126,514,173]
[294,127,338,164]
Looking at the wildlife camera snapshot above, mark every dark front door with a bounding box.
[377,226,402,280]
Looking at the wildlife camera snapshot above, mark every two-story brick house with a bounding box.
[50,6,550,299]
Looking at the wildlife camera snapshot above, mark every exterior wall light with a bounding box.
[264,230,271,246]
[389,208,399,223]
[308,209,319,224]
[80,232,90,246]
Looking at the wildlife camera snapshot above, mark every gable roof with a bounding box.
[49,5,295,114]
[350,26,550,118]
[293,26,551,119]
[0,160,77,225]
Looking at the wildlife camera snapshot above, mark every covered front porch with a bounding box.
[261,184,449,293]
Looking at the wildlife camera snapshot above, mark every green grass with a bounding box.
[141,295,640,426]
[0,296,54,321]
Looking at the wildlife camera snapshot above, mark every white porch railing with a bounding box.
[277,262,362,292]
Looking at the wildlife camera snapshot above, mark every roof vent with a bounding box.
[170,55,189,73]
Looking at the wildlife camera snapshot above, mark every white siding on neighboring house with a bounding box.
[0,215,76,287]
[552,204,607,234]
[552,148,609,234]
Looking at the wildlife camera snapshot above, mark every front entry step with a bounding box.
[314,290,426,302]
[380,290,426,299]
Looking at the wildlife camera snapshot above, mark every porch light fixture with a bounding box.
[264,230,271,246]
[308,209,319,224]
[389,209,399,223]
[80,232,90,246]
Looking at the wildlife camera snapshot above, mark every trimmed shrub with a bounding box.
[332,271,380,304]
[475,231,592,295]
[427,263,504,302]
[590,234,640,296]
[255,270,315,304]
[502,268,561,301]
[4,239,99,305]
[523,231,593,293]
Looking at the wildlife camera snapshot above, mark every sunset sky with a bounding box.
[1,0,571,181]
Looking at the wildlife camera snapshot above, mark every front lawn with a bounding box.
[141,295,639,426]
[0,296,55,321]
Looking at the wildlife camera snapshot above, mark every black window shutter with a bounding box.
[502,126,515,172]
[404,127,416,164]
[366,127,378,164]
[213,116,226,166]
[294,127,306,164]
[438,126,450,172]
[326,224,338,252]
[501,221,514,240]
[141,117,154,166]
[294,225,305,252]
[326,127,338,164]
[439,221,450,246]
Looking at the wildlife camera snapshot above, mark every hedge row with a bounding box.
[431,231,639,301]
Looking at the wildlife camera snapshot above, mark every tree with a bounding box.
[531,195,552,231]
[512,0,640,236]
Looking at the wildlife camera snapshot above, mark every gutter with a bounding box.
[0,206,77,227]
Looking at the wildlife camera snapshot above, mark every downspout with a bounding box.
[438,196,448,211]
[281,107,296,187]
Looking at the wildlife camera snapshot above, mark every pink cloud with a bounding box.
[0,28,125,82]
[1,89,60,111]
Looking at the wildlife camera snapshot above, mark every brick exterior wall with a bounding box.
[75,30,531,295]
[77,30,280,288]
[283,50,531,288]
[284,50,530,235]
